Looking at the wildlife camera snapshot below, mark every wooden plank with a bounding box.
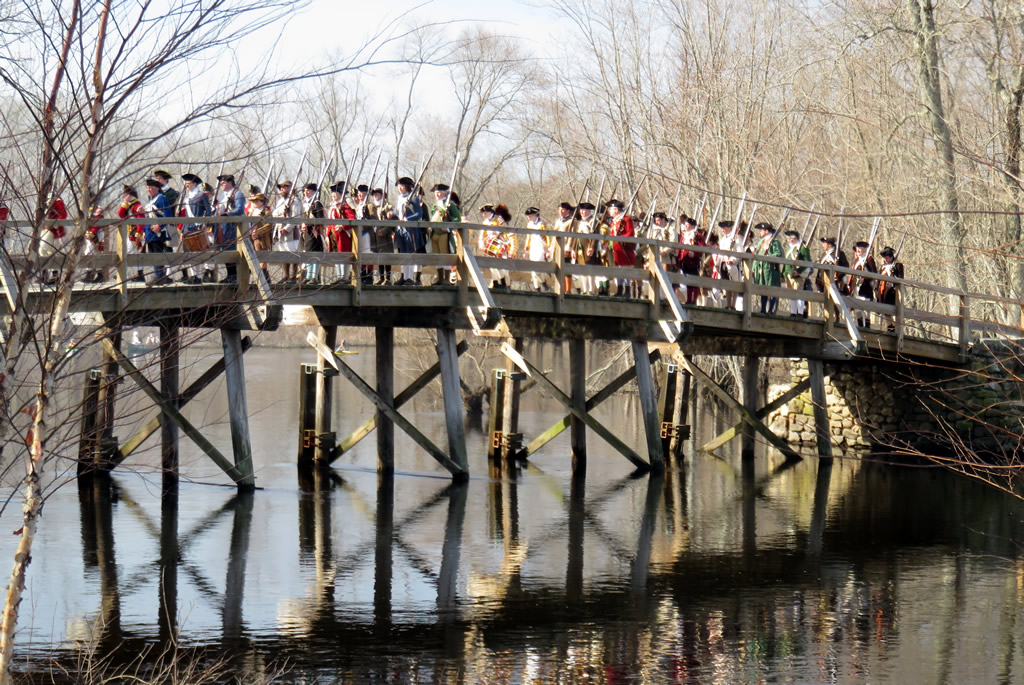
[113,336,253,464]
[376,326,394,474]
[502,341,649,472]
[330,339,469,463]
[700,378,810,452]
[570,338,587,474]
[487,369,506,461]
[221,329,255,489]
[827,280,864,343]
[100,337,248,484]
[678,354,801,461]
[437,328,469,473]
[297,363,317,467]
[808,358,833,460]
[632,341,664,473]
[501,338,524,459]
[306,331,467,480]
[315,326,337,464]
[460,247,496,312]
[237,234,273,302]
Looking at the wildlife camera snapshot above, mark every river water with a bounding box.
[4,343,1024,683]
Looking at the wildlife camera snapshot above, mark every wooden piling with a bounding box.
[808,358,833,460]
[159,321,179,491]
[77,369,102,475]
[437,328,469,476]
[570,338,587,476]
[222,329,255,490]
[298,363,317,468]
[315,326,338,465]
[96,328,121,468]
[487,369,506,461]
[658,362,678,461]
[376,326,395,475]
[741,354,759,460]
[632,341,664,473]
[670,369,692,462]
[501,337,524,459]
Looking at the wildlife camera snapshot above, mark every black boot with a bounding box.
[414,272,422,286]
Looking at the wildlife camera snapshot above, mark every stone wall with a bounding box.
[767,340,1024,457]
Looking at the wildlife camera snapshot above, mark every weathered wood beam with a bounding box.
[437,328,468,473]
[501,342,649,472]
[315,326,337,464]
[523,349,661,458]
[700,378,811,452]
[306,332,467,480]
[100,337,249,484]
[677,354,802,461]
[376,326,395,474]
[807,358,833,460]
[221,329,256,489]
[112,336,253,465]
[632,341,665,473]
[330,339,468,463]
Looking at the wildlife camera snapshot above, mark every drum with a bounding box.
[182,231,210,251]
[484,233,508,258]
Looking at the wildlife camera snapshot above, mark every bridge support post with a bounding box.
[437,328,469,475]
[742,354,759,460]
[807,358,833,460]
[95,329,121,471]
[501,337,524,460]
[569,338,587,476]
[487,369,506,461]
[298,363,317,468]
[159,321,179,492]
[658,362,677,460]
[632,341,664,473]
[671,369,692,461]
[77,369,103,476]
[376,326,395,475]
[221,328,255,490]
[315,326,338,465]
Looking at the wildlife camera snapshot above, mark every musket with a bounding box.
[667,184,683,225]
[442,151,461,212]
[283,150,307,213]
[261,160,274,196]
[806,215,821,245]
[593,175,606,214]
[707,198,723,233]
[854,217,881,269]
[398,150,434,221]
[695,192,708,226]
[638,190,659,236]
[740,202,760,247]
[732,192,747,233]
[365,149,383,199]
[623,173,649,218]
[835,204,847,249]
[894,229,908,259]
[798,201,816,246]
[777,206,791,231]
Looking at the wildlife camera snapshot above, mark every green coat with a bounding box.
[782,243,812,280]
[751,235,783,287]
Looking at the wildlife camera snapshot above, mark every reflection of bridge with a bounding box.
[36,216,1017,489]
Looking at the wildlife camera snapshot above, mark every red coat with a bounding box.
[118,198,146,248]
[47,198,68,238]
[327,202,356,253]
[678,229,706,272]
[610,214,635,266]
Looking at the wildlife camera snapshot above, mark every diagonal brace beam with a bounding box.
[676,354,801,461]
[100,337,248,483]
[700,377,810,453]
[331,340,469,463]
[113,336,253,466]
[501,342,649,472]
[524,349,661,458]
[306,332,467,480]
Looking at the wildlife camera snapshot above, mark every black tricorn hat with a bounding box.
[431,183,450,192]
[122,184,137,197]
[578,201,595,211]
[247,184,260,195]
[217,174,235,183]
[303,182,319,192]
[329,181,346,194]
[524,206,540,216]
[478,203,495,213]
[372,187,383,195]
[181,173,201,184]
[784,230,799,239]
[854,240,870,249]
[718,220,734,228]
[558,201,575,211]
[396,176,414,187]
[201,182,214,192]
[356,184,369,193]
[821,236,837,246]
[880,246,896,257]
[606,199,624,210]
[686,217,697,226]
[755,221,774,232]
[651,211,667,220]
[277,180,293,188]
[153,169,171,180]
[145,178,162,189]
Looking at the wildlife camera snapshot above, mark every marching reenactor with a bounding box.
[118,186,146,282]
[491,203,515,289]
[393,176,424,286]
[247,192,273,281]
[647,212,674,267]
[179,173,211,284]
[272,180,302,283]
[0,198,8,253]
[782,229,812,317]
[154,169,179,217]
[82,202,105,284]
[750,221,783,314]
[143,178,173,283]
[300,182,325,286]
[523,206,551,292]
[371,187,394,285]
[215,174,246,284]
[607,199,635,297]
[716,220,744,309]
[817,235,850,322]
[575,201,598,295]
[326,181,355,285]
[678,216,705,305]
[849,240,878,328]
[354,184,377,284]
[429,183,461,286]
[552,201,576,293]
[39,192,69,285]
[877,246,905,332]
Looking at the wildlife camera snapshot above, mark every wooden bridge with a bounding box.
[8,215,1020,490]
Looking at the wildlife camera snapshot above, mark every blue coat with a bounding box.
[215,187,246,248]
[144,192,172,244]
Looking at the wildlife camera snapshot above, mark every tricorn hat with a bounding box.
[153,169,171,180]
[217,174,235,184]
[431,183,450,192]
[145,178,162,189]
[201,182,214,192]
[181,173,201,184]
[606,199,624,210]
[396,176,415,188]
[329,181,346,194]
[821,236,837,246]
[122,184,137,197]
[854,240,870,249]
[578,201,596,211]
[880,246,896,257]
[372,187,384,195]
[478,203,495,213]
[558,201,575,212]
[303,182,319,192]
[718,220,735,229]
[784,230,799,239]
[524,206,540,216]
[250,192,267,204]
[277,180,293,188]
[356,184,369,193]
[651,211,667,221]
[755,221,774,233]
[247,184,260,196]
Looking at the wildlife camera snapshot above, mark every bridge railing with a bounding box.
[2,215,1020,352]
